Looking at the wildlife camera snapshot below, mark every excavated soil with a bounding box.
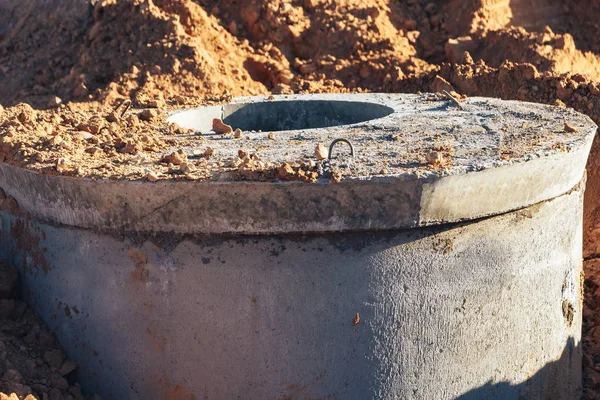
[3,0,600,398]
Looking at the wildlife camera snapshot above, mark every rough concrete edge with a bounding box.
[418,132,595,225]
[0,94,595,234]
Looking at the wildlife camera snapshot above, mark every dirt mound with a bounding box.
[0,0,268,109]
[0,0,434,108]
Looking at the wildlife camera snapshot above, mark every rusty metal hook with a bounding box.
[114,99,132,118]
[441,90,463,110]
[328,138,355,160]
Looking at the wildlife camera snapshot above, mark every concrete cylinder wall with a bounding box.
[0,181,584,400]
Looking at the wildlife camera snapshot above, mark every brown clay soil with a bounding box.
[3,0,600,398]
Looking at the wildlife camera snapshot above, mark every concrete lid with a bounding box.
[0,93,596,234]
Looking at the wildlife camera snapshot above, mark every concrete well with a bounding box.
[0,93,596,399]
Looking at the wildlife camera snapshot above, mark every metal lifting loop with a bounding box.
[328,138,355,160]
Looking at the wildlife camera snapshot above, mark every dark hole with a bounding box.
[222,100,394,132]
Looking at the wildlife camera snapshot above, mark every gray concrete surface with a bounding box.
[0,182,585,399]
[0,94,595,234]
[0,94,595,399]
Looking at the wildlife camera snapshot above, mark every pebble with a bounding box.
[43,349,65,370]
[139,109,158,121]
[212,118,233,135]
[47,96,62,108]
[564,121,578,132]
[50,374,69,391]
[146,171,159,182]
[118,141,139,154]
[73,131,94,141]
[204,147,215,157]
[55,158,70,173]
[58,360,77,376]
[403,19,417,30]
[426,151,443,166]
[179,162,195,173]
[161,150,185,165]
[314,144,328,160]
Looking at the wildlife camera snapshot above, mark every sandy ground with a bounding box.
[3,0,600,398]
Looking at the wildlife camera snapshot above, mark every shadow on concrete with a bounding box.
[456,337,581,400]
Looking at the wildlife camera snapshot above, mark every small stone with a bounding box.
[31,384,47,395]
[204,147,215,157]
[303,0,316,10]
[148,99,164,108]
[50,136,63,146]
[47,96,62,108]
[277,163,295,179]
[424,2,437,14]
[139,109,158,121]
[16,103,36,125]
[106,111,120,123]
[73,131,94,141]
[172,95,186,104]
[58,360,77,376]
[118,141,139,154]
[403,19,417,30]
[43,349,66,370]
[179,162,195,173]
[161,151,185,165]
[50,374,69,391]
[0,259,18,299]
[146,171,159,182]
[426,151,443,166]
[234,128,243,138]
[564,122,578,133]
[212,118,233,135]
[68,387,83,399]
[2,369,23,383]
[268,132,276,140]
[330,169,343,183]
[38,331,54,348]
[56,158,70,173]
[85,147,101,156]
[73,82,88,97]
[314,144,328,161]
[48,388,62,400]
[228,21,237,35]
[25,359,37,370]
[353,312,360,325]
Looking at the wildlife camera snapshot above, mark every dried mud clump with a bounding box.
[0,259,103,400]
